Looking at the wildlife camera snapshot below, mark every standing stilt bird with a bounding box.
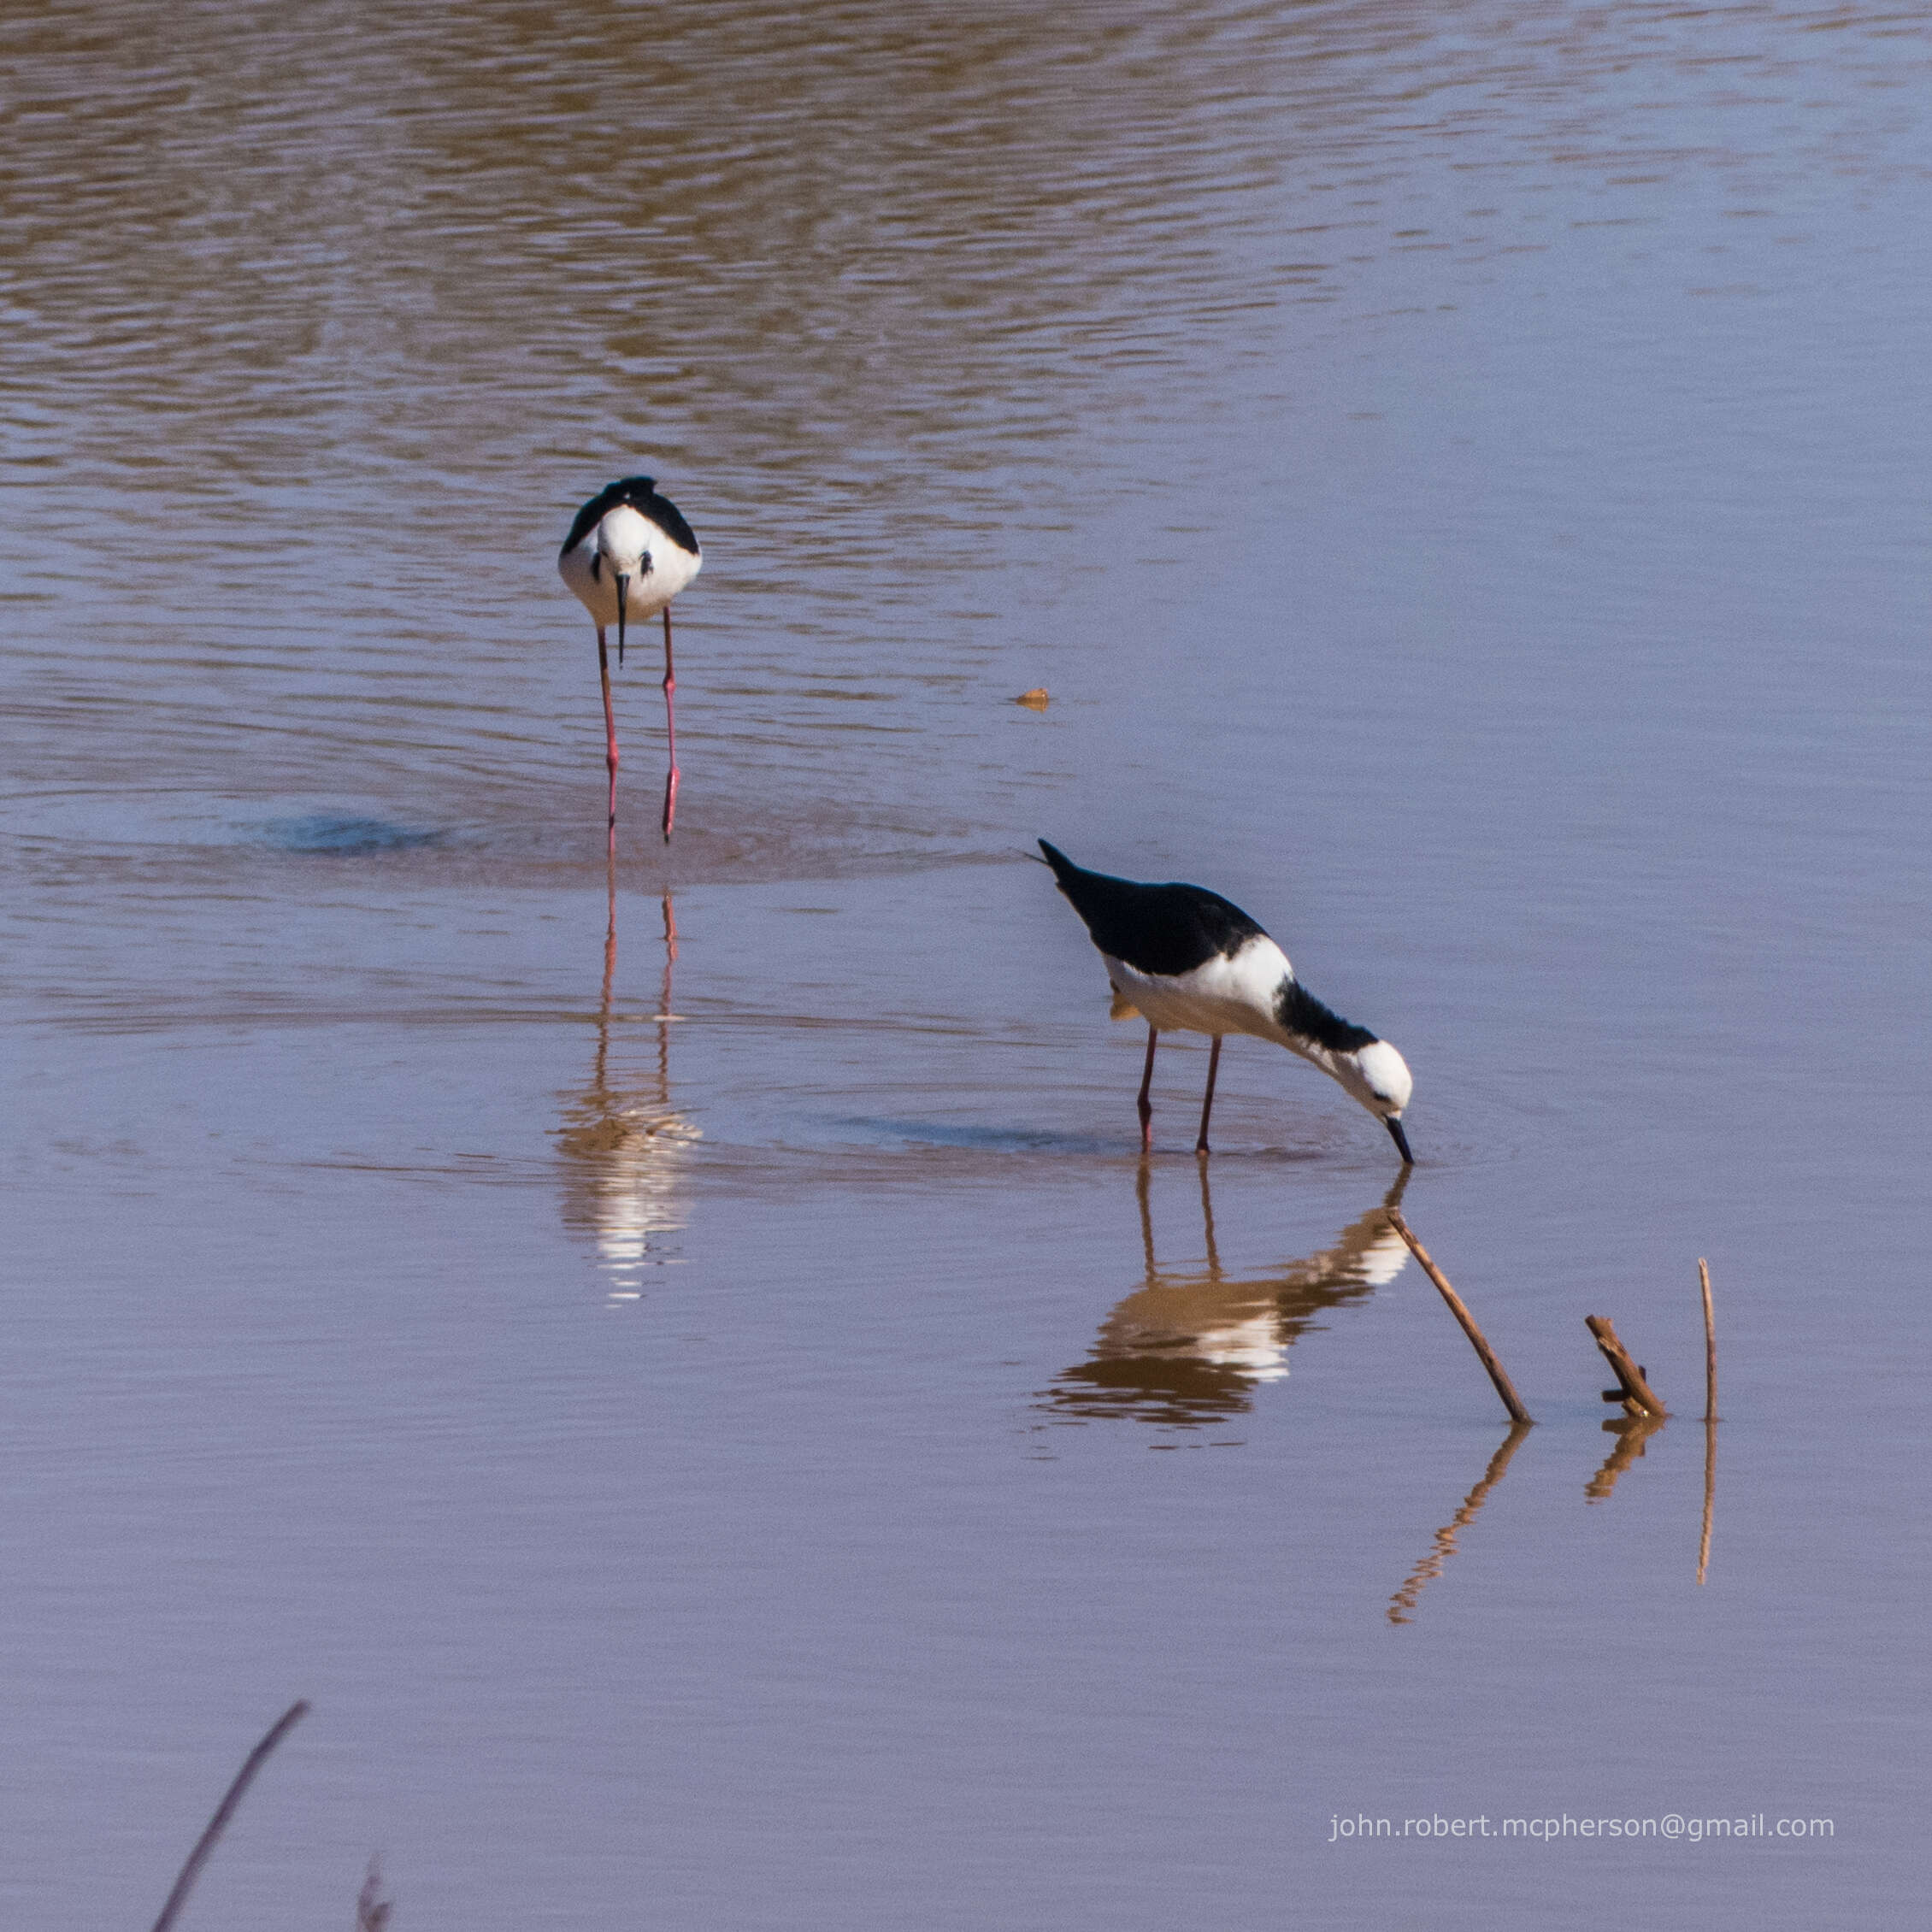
[1039,840,1414,1163]
[558,476,703,845]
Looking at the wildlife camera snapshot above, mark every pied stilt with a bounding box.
[558,476,703,845]
[1039,839,1415,1163]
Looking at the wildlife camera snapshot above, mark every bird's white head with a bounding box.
[1351,1039,1413,1120]
[595,504,653,578]
[1341,1037,1415,1163]
[596,505,654,662]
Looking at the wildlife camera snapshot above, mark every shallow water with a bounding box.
[3,2,1929,1925]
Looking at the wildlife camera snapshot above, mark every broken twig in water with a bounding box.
[1697,1260,1719,1580]
[1699,1258,1718,1422]
[1385,1209,1533,1425]
[1586,1314,1666,1418]
[150,1699,309,1932]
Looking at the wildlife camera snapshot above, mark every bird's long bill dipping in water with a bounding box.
[558,476,703,846]
[1039,839,1414,1163]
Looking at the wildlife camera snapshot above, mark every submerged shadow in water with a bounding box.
[1040,1164,1412,1428]
[831,1117,1121,1155]
[555,862,698,1296]
[260,814,445,854]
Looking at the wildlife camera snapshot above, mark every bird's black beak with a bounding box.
[1386,1116,1414,1165]
[616,573,629,667]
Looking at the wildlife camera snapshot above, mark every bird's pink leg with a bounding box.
[598,627,619,858]
[660,604,679,842]
[1137,1024,1158,1153]
[1196,1035,1222,1157]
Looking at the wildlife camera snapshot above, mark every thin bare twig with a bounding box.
[1586,1314,1667,1418]
[1386,1209,1534,1425]
[150,1699,309,1932]
[1699,1258,1718,1422]
[1697,1258,1719,1582]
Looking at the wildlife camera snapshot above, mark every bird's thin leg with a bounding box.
[1195,1035,1222,1157]
[598,627,619,858]
[1137,1024,1158,1153]
[660,604,679,842]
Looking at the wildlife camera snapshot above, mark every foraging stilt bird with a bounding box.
[1039,840,1414,1163]
[558,476,703,845]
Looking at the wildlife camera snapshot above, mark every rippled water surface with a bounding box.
[4,3,1930,1926]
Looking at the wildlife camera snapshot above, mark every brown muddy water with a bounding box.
[3,3,1929,1926]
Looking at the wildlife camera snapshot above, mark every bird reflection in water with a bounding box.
[555,863,698,1301]
[1042,1165,1413,1428]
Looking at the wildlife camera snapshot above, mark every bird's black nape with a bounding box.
[1386,1117,1414,1165]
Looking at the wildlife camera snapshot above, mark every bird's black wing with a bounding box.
[558,476,701,560]
[1039,839,1267,976]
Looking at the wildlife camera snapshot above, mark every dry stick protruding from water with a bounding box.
[1699,1258,1718,1422]
[1585,1314,1667,1419]
[150,1699,309,1932]
[1697,1258,1718,1583]
[1387,1419,1533,1623]
[1385,1209,1533,1425]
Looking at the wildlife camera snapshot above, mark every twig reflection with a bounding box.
[1387,1422,1531,1625]
[1698,1415,1717,1585]
[1585,1411,1666,1503]
[1040,1165,1412,1428]
[556,861,697,1297]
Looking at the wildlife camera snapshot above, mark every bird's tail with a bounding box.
[1037,838,1115,934]
[1037,839,1079,886]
